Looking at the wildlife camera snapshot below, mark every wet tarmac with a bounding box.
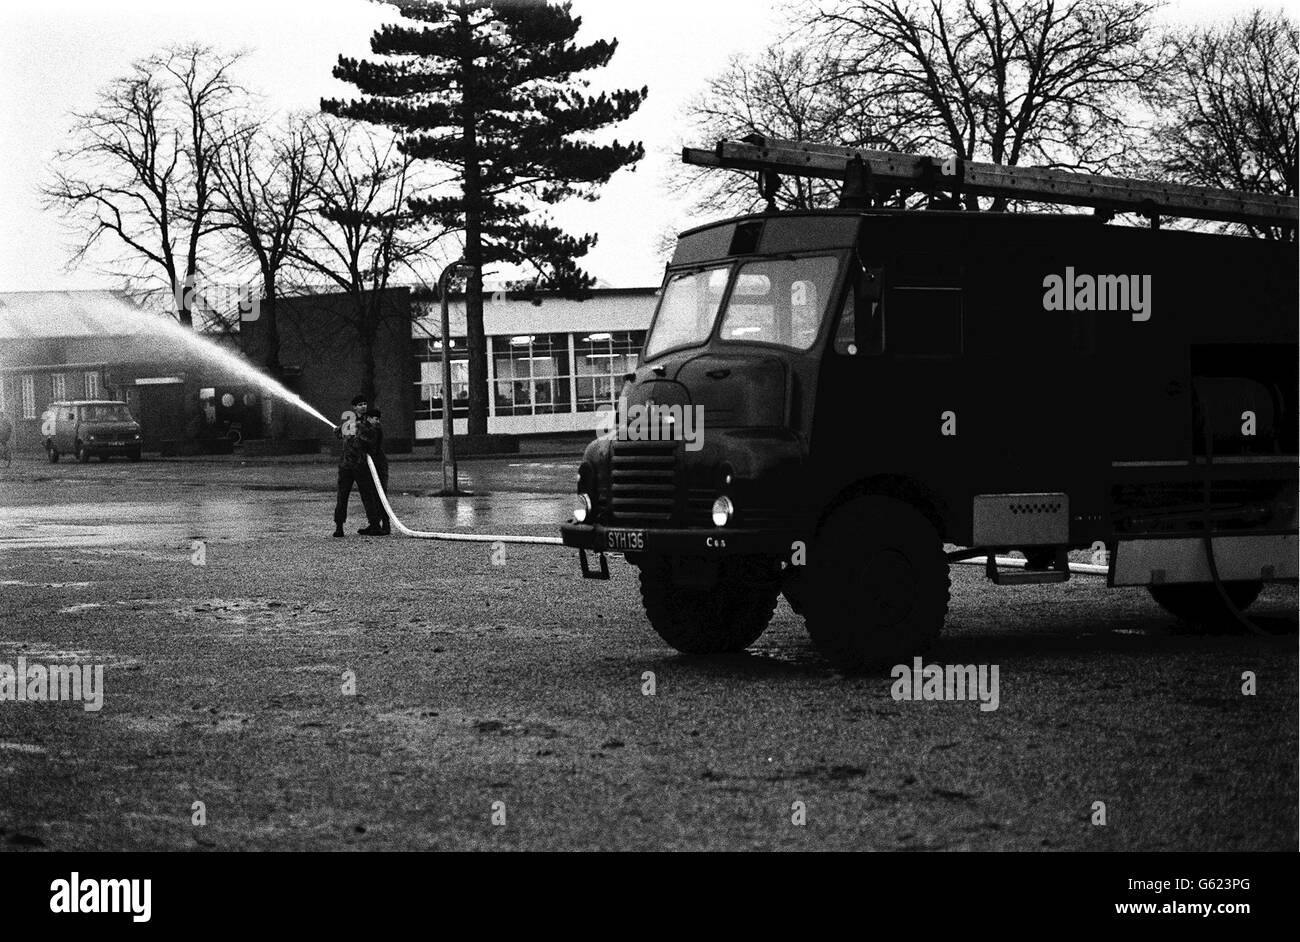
[0,457,1295,851]
[0,455,576,549]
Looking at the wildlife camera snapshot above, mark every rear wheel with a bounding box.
[47,447,59,464]
[1148,581,1262,632]
[638,555,781,654]
[75,443,90,463]
[803,495,950,670]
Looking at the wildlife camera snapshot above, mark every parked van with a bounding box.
[42,400,143,463]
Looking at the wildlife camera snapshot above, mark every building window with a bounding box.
[50,373,66,400]
[415,337,469,420]
[574,331,644,412]
[84,371,101,399]
[493,333,572,416]
[20,375,36,419]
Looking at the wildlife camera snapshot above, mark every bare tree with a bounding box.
[43,45,246,327]
[806,0,1166,209]
[680,43,914,214]
[287,120,448,399]
[213,112,323,369]
[1145,10,1297,240]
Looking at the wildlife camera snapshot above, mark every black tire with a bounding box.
[47,448,59,464]
[1148,581,1263,632]
[97,454,109,462]
[803,495,950,670]
[75,444,90,463]
[638,555,781,654]
[128,449,142,462]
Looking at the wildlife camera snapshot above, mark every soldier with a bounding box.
[365,406,391,535]
[332,395,383,538]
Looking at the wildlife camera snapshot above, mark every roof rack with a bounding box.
[682,136,1297,230]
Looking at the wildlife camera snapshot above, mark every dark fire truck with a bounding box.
[561,138,1298,669]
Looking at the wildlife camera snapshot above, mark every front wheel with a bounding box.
[638,555,781,654]
[803,495,950,670]
[47,447,59,464]
[1148,581,1262,632]
[75,444,90,463]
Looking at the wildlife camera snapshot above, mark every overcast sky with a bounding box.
[1,0,1294,293]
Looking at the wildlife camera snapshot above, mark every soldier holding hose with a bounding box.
[332,394,384,538]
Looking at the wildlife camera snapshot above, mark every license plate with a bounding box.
[604,528,646,551]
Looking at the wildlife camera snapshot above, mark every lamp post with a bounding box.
[437,259,470,496]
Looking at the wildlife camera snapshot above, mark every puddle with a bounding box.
[0,641,145,669]
[0,493,571,550]
[0,580,93,589]
[0,500,271,549]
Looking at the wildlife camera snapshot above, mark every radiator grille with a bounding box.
[610,441,678,524]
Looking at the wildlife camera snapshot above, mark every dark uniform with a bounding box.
[366,410,391,534]
[333,414,381,536]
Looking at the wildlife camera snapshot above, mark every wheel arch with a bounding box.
[816,474,948,541]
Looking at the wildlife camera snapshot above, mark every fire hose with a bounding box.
[363,455,1113,571]
[364,454,563,545]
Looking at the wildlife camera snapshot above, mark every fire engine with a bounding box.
[562,137,1298,669]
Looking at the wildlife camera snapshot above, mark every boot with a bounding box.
[333,525,344,538]
[358,525,387,536]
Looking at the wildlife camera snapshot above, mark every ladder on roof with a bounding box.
[682,136,1298,229]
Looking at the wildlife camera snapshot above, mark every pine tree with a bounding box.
[324,0,647,435]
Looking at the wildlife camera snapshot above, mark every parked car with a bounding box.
[42,400,143,463]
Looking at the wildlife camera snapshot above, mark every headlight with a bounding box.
[711,495,734,527]
[133,433,141,440]
[573,493,592,523]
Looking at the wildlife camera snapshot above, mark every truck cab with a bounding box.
[43,400,144,463]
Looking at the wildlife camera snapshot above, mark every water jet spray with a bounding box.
[85,297,562,546]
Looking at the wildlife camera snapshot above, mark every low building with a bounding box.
[0,284,660,452]
[411,287,657,440]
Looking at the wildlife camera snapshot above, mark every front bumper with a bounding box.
[85,441,140,453]
[561,521,803,557]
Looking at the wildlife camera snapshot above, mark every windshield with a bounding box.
[642,265,729,359]
[718,254,840,350]
[80,404,133,422]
